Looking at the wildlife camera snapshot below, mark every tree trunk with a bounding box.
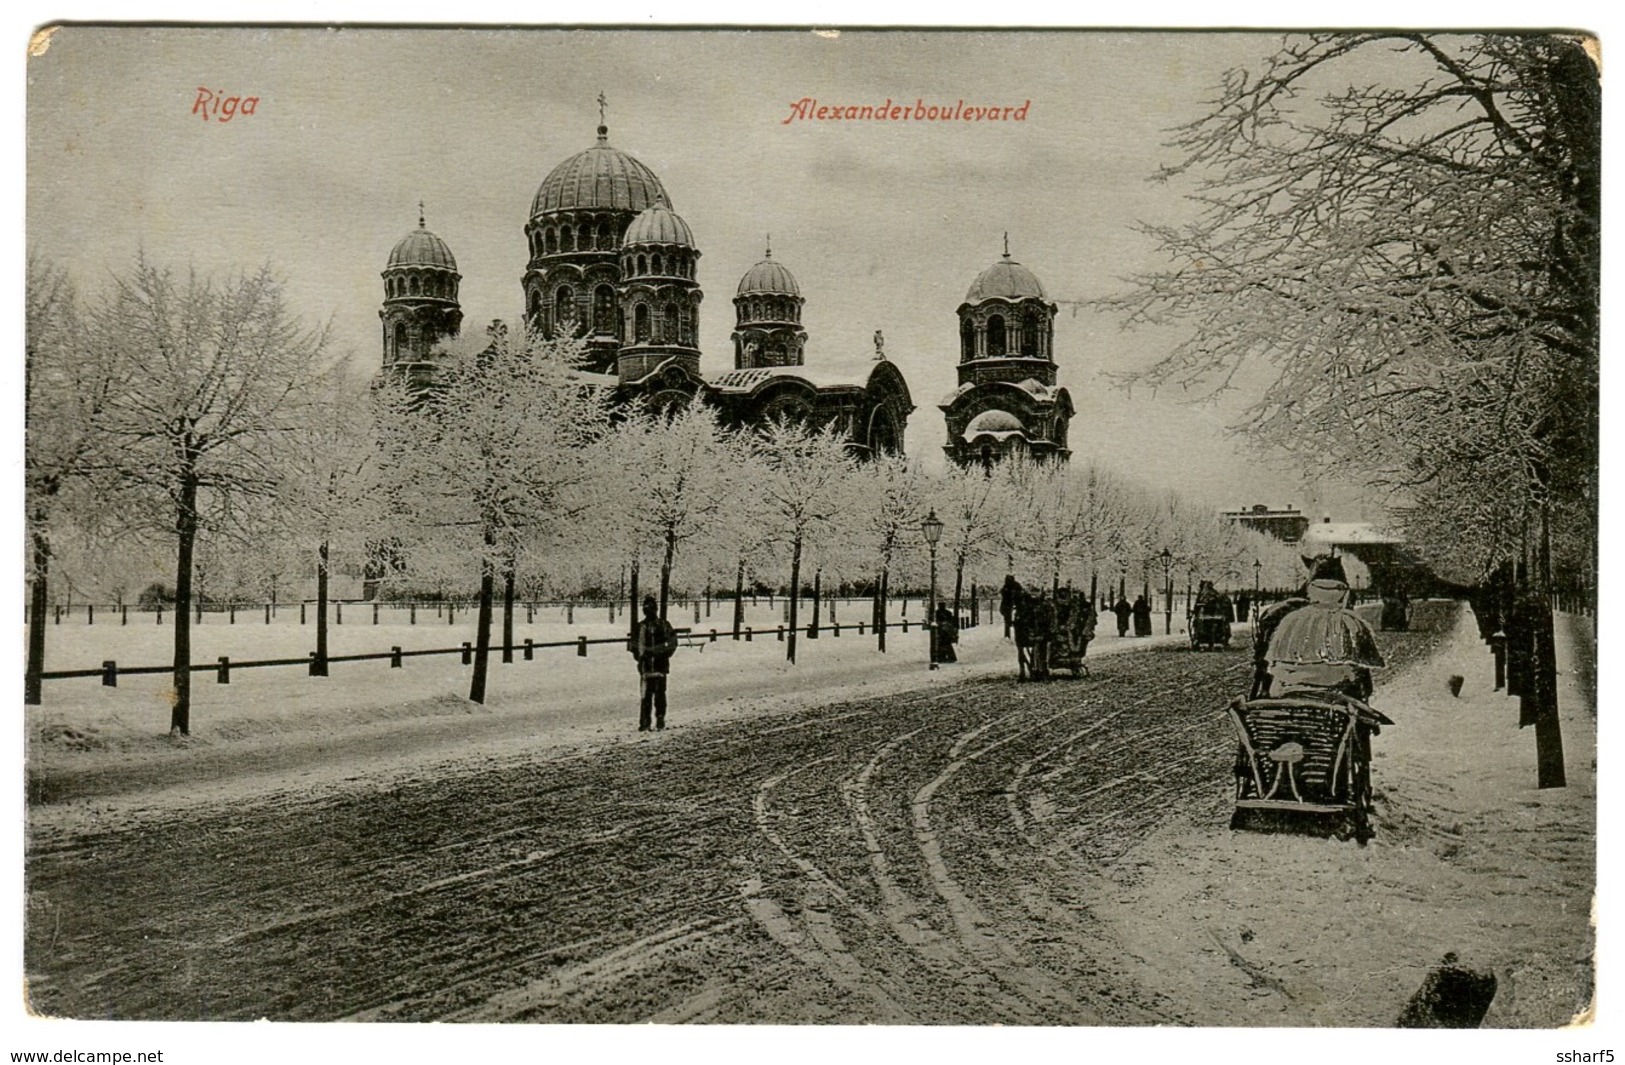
[171,471,199,735]
[25,524,49,706]
[628,560,641,643]
[501,564,516,664]
[787,536,802,663]
[953,552,965,617]
[877,566,889,653]
[733,557,745,639]
[660,528,675,622]
[1534,502,1566,788]
[809,569,822,637]
[313,538,330,677]
[470,529,496,704]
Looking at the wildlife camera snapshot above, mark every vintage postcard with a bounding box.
[20,22,1601,1060]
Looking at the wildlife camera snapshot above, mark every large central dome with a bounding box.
[531,126,671,219]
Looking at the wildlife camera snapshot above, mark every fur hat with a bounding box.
[1301,554,1348,585]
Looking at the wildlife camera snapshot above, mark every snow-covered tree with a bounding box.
[375,321,612,704]
[87,257,336,734]
[752,418,856,663]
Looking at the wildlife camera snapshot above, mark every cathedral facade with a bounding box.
[938,243,1073,468]
[379,118,913,458]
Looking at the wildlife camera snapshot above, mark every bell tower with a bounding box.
[380,205,462,388]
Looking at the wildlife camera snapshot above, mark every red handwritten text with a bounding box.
[192,87,259,123]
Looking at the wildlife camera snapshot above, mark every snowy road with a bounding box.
[26,626,1452,1023]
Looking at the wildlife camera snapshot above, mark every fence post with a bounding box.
[308,651,320,676]
[391,646,403,668]
[577,636,587,657]
[301,602,307,625]
[746,626,754,642]
[87,604,94,626]
[102,660,117,687]
[373,603,379,625]
[709,629,717,642]
[858,620,865,635]
[458,641,471,665]
[834,622,841,638]
[777,625,785,642]
[217,656,230,684]
[524,638,534,661]
[903,618,910,633]
[122,605,128,626]
[336,603,343,625]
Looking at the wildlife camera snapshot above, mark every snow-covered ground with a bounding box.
[26,599,1196,821]
[1077,608,1597,1028]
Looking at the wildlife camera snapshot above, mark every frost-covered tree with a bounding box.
[376,321,612,704]
[753,418,856,663]
[594,403,749,623]
[87,258,336,734]
[851,453,927,651]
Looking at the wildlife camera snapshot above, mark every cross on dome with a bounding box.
[597,91,609,142]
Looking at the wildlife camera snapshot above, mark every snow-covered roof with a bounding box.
[1301,522,1405,546]
[707,363,870,394]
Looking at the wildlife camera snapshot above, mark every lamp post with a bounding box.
[1160,547,1173,636]
[1253,558,1262,622]
[922,508,944,668]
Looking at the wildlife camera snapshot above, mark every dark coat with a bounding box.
[630,615,679,676]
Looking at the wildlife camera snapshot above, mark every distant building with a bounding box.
[1223,504,1310,544]
[939,239,1073,468]
[377,115,912,457]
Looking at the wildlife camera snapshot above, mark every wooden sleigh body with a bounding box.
[1227,692,1393,842]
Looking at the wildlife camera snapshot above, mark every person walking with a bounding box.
[1112,595,1132,638]
[1131,594,1153,637]
[999,574,1022,639]
[932,603,959,664]
[628,595,679,731]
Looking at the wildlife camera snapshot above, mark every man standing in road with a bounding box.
[629,595,679,731]
[1112,594,1132,638]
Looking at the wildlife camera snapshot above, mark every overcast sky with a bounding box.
[28,26,1380,516]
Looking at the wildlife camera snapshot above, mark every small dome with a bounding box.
[964,409,1026,438]
[966,253,1047,302]
[737,249,801,297]
[624,206,695,248]
[387,224,457,271]
[531,129,671,217]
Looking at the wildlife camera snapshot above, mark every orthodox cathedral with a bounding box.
[938,238,1073,468]
[377,114,914,458]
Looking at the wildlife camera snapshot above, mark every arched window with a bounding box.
[561,225,574,253]
[680,307,693,345]
[408,275,420,296]
[634,303,651,342]
[528,288,542,323]
[393,322,408,358]
[1023,313,1040,356]
[637,254,648,276]
[652,253,663,276]
[594,285,615,335]
[664,303,679,344]
[545,228,557,255]
[597,221,611,249]
[555,286,575,328]
[987,315,1006,357]
[961,319,975,361]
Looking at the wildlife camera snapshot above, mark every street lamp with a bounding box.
[922,508,944,668]
[1160,548,1173,636]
